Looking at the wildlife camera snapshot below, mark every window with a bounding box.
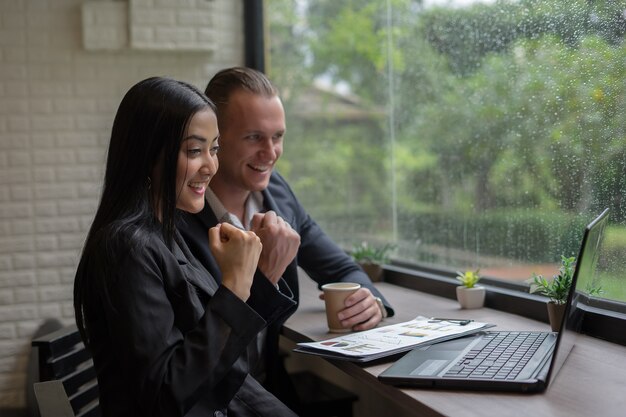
[266,0,626,310]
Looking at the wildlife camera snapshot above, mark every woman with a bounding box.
[73,77,297,416]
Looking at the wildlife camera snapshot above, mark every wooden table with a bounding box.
[282,278,626,417]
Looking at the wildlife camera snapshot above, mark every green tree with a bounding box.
[421,0,626,75]
[267,0,626,260]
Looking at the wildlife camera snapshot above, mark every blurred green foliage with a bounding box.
[267,0,626,301]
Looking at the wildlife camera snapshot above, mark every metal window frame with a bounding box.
[244,0,266,72]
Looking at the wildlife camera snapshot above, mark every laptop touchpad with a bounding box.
[410,359,450,376]
[406,336,479,376]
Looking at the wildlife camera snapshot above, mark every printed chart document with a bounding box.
[294,316,494,363]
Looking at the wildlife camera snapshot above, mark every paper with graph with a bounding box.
[294,316,493,362]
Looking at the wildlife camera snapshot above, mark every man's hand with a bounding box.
[250,211,301,285]
[319,287,383,331]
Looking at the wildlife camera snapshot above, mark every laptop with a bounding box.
[378,208,609,392]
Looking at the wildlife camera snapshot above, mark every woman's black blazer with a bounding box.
[78,228,297,417]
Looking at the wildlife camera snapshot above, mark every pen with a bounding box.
[429,317,474,326]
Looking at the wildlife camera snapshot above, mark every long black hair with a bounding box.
[74,77,215,344]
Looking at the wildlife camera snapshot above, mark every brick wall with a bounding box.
[0,0,244,409]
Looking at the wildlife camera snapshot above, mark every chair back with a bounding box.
[33,380,76,417]
[31,324,100,417]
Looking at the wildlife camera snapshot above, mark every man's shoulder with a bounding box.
[266,171,303,212]
[269,170,289,188]
[267,171,296,198]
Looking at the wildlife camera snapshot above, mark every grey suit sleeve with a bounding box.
[289,202,394,316]
[268,172,395,317]
[297,213,395,317]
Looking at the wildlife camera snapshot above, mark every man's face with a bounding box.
[216,89,285,193]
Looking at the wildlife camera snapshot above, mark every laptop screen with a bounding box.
[546,208,609,386]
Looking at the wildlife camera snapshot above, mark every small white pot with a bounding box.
[456,286,486,309]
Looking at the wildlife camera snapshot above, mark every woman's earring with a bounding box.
[147,176,152,190]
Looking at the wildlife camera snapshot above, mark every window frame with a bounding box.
[384,262,626,346]
[244,0,266,72]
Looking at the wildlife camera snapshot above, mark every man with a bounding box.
[178,66,394,403]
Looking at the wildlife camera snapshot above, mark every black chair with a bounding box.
[31,325,357,417]
[31,324,100,417]
[27,318,64,417]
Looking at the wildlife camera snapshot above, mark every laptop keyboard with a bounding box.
[444,331,548,380]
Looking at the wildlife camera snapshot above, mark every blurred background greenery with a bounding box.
[266,0,626,302]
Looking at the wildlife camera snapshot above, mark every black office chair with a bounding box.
[31,324,100,417]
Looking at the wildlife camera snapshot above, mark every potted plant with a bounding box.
[456,269,485,309]
[529,255,605,331]
[350,241,394,282]
[529,255,575,331]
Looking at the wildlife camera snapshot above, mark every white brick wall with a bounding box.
[130,0,218,51]
[0,0,244,409]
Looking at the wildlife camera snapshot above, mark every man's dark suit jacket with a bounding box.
[78,227,297,417]
[177,171,395,400]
